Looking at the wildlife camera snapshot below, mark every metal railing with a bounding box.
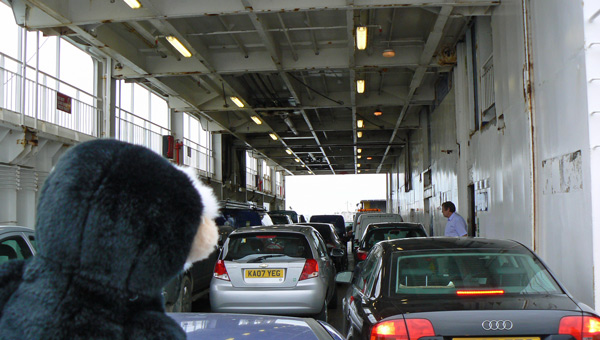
[116,108,170,155]
[0,52,100,136]
[183,137,214,177]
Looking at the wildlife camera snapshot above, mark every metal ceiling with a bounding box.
[9,0,498,175]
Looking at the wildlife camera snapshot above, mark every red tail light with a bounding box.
[456,289,504,296]
[299,259,319,280]
[559,316,600,340]
[357,250,368,261]
[370,319,435,340]
[213,260,230,281]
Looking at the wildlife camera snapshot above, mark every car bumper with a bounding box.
[210,278,327,315]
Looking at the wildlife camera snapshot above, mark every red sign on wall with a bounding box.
[57,92,72,113]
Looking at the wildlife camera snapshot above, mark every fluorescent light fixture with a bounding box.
[357,131,363,138]
[357,155,362,159]
[251,116,262,125]
[357,163,361,168]
[367,156,372,160]
[357,148,362,153]
[383,48,396,58]
[357,120,364,128]
[269,133,278,140]
[230,96,244,108]
[374,108,383,116]
[286,149,293,155]
[356,26,367,50]
[295,158,300,163]
[308,171,313,174]
[123,0,141,9]
[166,36,192,58]
[302,164,306,167]
[356,79,365,94]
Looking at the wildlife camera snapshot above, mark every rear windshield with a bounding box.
[391,250,562,295]
[362,228,425,248]
[224,233,313,261]
[312,226,334,243]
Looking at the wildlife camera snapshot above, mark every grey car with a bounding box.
[210,225,343,321]
[0,225,36,265]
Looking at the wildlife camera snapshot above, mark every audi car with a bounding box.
[337,237,600,340]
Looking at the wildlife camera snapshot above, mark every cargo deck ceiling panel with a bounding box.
[13,0,498,175]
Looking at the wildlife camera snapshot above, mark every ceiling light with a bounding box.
[286,149,293,155]
[374,108,383,116]
[357,163,361,168]
[123,0,142,9]
[367,156,372,160]
[251,116,262,125]
[309,171,313,174]
[295,158,300,162]
[358,148,362,153]
[302,164,306,167]
[382,48,396,58]
[357,131,363,138]
[357,155,362,159]
[230,96,244,108]
[357,119,364,128]
[356,79,365,94]
[358,170,361,173]
[166,36,192,58]
[356,26,367,50]
[269,133,278,140]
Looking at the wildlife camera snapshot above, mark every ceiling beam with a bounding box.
[377,5,453,173]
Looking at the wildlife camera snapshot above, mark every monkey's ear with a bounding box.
[175,166,220,269]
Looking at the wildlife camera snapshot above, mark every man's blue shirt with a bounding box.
[444,212,468,236]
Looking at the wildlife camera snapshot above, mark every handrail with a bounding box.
[0,51,100,101]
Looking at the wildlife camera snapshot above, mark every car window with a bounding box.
[224,233,313,261]
[391,250,562,295]
[28,235,37,251]
[356,246,381,294]
[312,231,328,258]
[0,236,33,264]
[363,228,426,248]
[313,226,334,244]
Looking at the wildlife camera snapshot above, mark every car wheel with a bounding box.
[328,286,338,309]
[315,301,328,322]
[173,275,193,313]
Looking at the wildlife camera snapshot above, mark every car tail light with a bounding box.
[213,260,230,281]
[299,259,319,280]
[357,250,368,261]
[559,316,600,340]
[456,289,504,296]
[370,319,435,340]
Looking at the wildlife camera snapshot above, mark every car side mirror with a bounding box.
[330,248,344,257]
[335,271,353,284]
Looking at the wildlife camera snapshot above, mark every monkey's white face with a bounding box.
[184,217,219,270]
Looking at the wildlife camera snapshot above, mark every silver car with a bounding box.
[210,225,342,321]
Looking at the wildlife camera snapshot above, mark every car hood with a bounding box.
[374,294,580,319]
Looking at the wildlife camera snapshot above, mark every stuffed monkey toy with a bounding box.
[0,139,219,339]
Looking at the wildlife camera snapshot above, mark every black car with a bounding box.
[298,222,348,271]
[269,213,294,224]
[337,237,600,340]
[354,222,427,263]
[309,215,347,243]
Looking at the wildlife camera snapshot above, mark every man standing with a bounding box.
[442,201,468,237]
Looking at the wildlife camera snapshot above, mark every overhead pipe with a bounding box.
[283,115,299,135]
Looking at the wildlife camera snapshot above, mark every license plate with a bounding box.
[244,269,284,278]
[454,338,540,340]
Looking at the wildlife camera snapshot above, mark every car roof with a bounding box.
[377,237,525,253]
[365,222,424,230]
[0,225,35,234]
[359,213,401,218]
[231,224,316,236]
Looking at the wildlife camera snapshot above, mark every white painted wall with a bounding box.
[529,0,595,307]
[391,0,598,308]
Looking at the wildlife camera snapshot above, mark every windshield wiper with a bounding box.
[248,254,287,263]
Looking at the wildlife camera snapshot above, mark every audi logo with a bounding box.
[482,320,513,331]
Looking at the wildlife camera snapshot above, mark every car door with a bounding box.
[347,245,382,340]
[311,231,335,299]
